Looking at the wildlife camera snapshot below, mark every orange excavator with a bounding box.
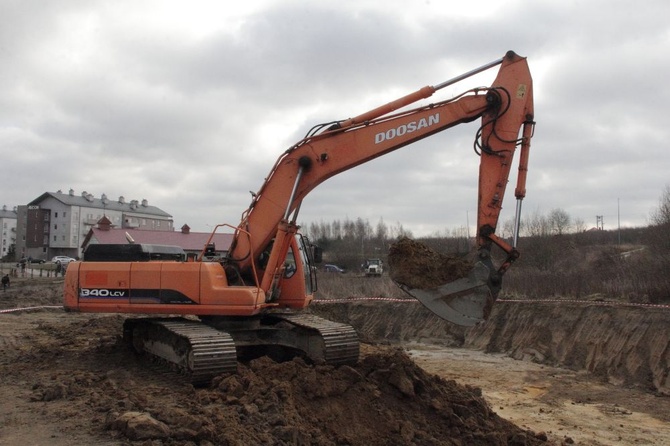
[64,51,534,384]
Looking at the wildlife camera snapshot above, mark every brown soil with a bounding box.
[3,278,670,445]
[388,237,474,289]
[1,280,547,445]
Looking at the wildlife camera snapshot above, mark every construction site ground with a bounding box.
[1,278,669,445]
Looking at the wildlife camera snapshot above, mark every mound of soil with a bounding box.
[388,238,474,289]
[151,348,545,446]
[0,281,548,445]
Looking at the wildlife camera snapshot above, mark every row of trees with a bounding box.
[304,185,670,302]
[302,207,590,268]
[304,218,413,246]
[304,207,596,247]
[303,181,670,253]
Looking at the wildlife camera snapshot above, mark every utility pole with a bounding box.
[617,198,621,245]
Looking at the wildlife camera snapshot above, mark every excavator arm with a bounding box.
[227,51,534,325]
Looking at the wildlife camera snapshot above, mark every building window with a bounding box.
[53,236,57,242]
[54,224,58,230]
[55,212,58,218]
[63,212,67,218]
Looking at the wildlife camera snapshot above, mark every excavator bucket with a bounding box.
[396,261,494,327]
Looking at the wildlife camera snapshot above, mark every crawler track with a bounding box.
[123,313,360,385]
[123,318,238,385]
[274,313,360,366]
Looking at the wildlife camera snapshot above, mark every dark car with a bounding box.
[27,257,46,264]
[323,264,345,273]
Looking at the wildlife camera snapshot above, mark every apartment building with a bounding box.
[0,205,17,260]
[16,189,173,261]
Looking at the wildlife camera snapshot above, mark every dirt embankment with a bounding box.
[312,300,468,346]
[312,299,670,395]
[466,301,670,395]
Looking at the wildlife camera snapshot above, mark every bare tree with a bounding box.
[354,217,371,241]
[522,208,549,237]
[572,217,586,233]
[548,208,571,235]
[332,220,342,239]
[651,185,670,226]
[500,218,515,240]
[374,218,386,240]
[390,222,413,239]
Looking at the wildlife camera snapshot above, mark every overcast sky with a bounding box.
[2,0,669,237]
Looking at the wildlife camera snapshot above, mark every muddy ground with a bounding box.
[1,279,669,445]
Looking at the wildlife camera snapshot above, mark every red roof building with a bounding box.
[81,222,233,259]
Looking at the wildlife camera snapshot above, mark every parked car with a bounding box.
[51,256,75,266]
[323,264,345,273]
[27,257,46,264]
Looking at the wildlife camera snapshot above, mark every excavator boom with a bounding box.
[229,50,534,325]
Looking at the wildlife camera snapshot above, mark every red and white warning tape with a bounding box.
[0,305,64,314]
[2,299,668,314]
[314,297,416,303]
[314,297,670,309]
[497,298,670,309]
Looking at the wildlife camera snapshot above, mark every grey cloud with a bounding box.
[1,0,669,235]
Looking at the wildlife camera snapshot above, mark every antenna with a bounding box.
[596,215,604,230]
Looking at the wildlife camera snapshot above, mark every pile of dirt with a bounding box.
[8,313,548,445]
[0,280,549,445]
[205,349,547,446]
[388,238,474,289]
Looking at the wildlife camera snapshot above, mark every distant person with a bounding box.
[1,274,9,291]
